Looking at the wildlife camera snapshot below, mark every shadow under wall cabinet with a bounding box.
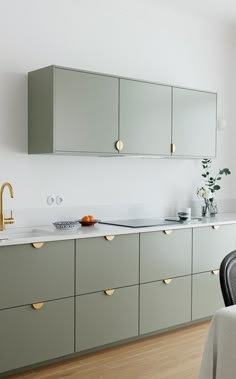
[28,65,217,158]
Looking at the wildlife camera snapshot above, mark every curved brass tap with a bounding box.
[0,182,14,231]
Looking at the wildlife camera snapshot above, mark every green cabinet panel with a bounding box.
[192,271,224,320]
[119,79,171,155]
[29,65,217,158]
[55,68,118,153]
[76,234,139,294]
[28,66,118,154]
[0,240,74,309]
[172,88,217,157]
[140,276,191,335]
[140,229,191,283]
[76,286,138,351]
[193,224,236,273]
[0,298,74,374]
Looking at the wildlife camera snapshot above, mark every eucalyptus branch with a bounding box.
[200,159,231,195]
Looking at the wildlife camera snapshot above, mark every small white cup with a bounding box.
[181,207,191,220]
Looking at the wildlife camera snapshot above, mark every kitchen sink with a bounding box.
[0,228,55,242]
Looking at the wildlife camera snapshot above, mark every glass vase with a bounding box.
[208,198,218,216]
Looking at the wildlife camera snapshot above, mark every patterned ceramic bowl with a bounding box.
[53,221,78,231]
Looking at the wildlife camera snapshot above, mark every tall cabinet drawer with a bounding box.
[193,224,236,273]
[140,229,191,283]
[0,298,74,373]
[76,234,139,294]
[192,271,224,320]
[0,240,74,309]
[76,286,138,352]
[140,276,191,335]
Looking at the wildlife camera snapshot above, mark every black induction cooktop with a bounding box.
[99,218,176,228]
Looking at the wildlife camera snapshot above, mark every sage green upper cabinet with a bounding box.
[28,65,217,157]
[119,80,171,155]
[28,66,119,154]
[172,88,217,157]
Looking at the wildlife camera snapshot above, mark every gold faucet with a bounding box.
[0,182,14,231]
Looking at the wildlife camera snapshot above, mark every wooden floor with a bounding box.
[9,321,210,379]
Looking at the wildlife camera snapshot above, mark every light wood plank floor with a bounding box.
[9,321,210,379]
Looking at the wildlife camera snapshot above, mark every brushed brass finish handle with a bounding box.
[115,140,124,152]
[105,235,115,241]
[32,302,44,310]
[104,289,115,296]
[163,230,173,235]
[32,242,44,249]
[171,143,176,153]
[212,225,220,230]
[4,210,14,225]
[211,269,220,275]
[163,278,173,284]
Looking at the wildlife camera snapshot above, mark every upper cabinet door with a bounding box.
[54,68,118,153]
[119,80,171,155]
[172,88,217,157]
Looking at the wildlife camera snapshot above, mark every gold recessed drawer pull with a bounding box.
[104,289,115,296]
[32,242,44,249]
[105,235,115,241]
[212,225,220,230]
[171,143,176,153]
[211,269,220,275]
[163,230,173,235]
[163,278,173,285]
[115,140,124,152]
[32,302,44,310]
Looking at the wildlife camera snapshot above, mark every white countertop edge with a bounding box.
[0,213,236,246]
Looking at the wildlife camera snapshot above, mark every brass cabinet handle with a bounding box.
[32,302,44,310]
[163,230,173,235]
[211,269,220,275]
[104,289,115,296]
[171,143,176,153]
[212,225,220,230]
[115,140,124,152]
[32,242,44,249]
[105,235,115,241]
[163,278,173,284]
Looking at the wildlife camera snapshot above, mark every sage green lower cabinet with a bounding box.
[0,240,74,309]
[76,286,138,352]
[192,272,224,320]
[76,234,139,294]
[0,298,74,374]
[140,229,191,283]
[140,276,191,335]
[193,224,236,273]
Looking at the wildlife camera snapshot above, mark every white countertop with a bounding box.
[0,213,236,246]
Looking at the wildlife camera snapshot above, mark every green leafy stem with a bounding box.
[201,159,231,194]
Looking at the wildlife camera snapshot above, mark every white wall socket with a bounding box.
[56,195,64,205]
[47,195,56,206]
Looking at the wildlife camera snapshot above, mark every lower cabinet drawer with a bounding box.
[140,276,191,335]
[76,286,139,352]
[192,271,224,320]
[0,297,74,374]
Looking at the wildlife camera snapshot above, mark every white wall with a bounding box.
[0,0,235,226]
